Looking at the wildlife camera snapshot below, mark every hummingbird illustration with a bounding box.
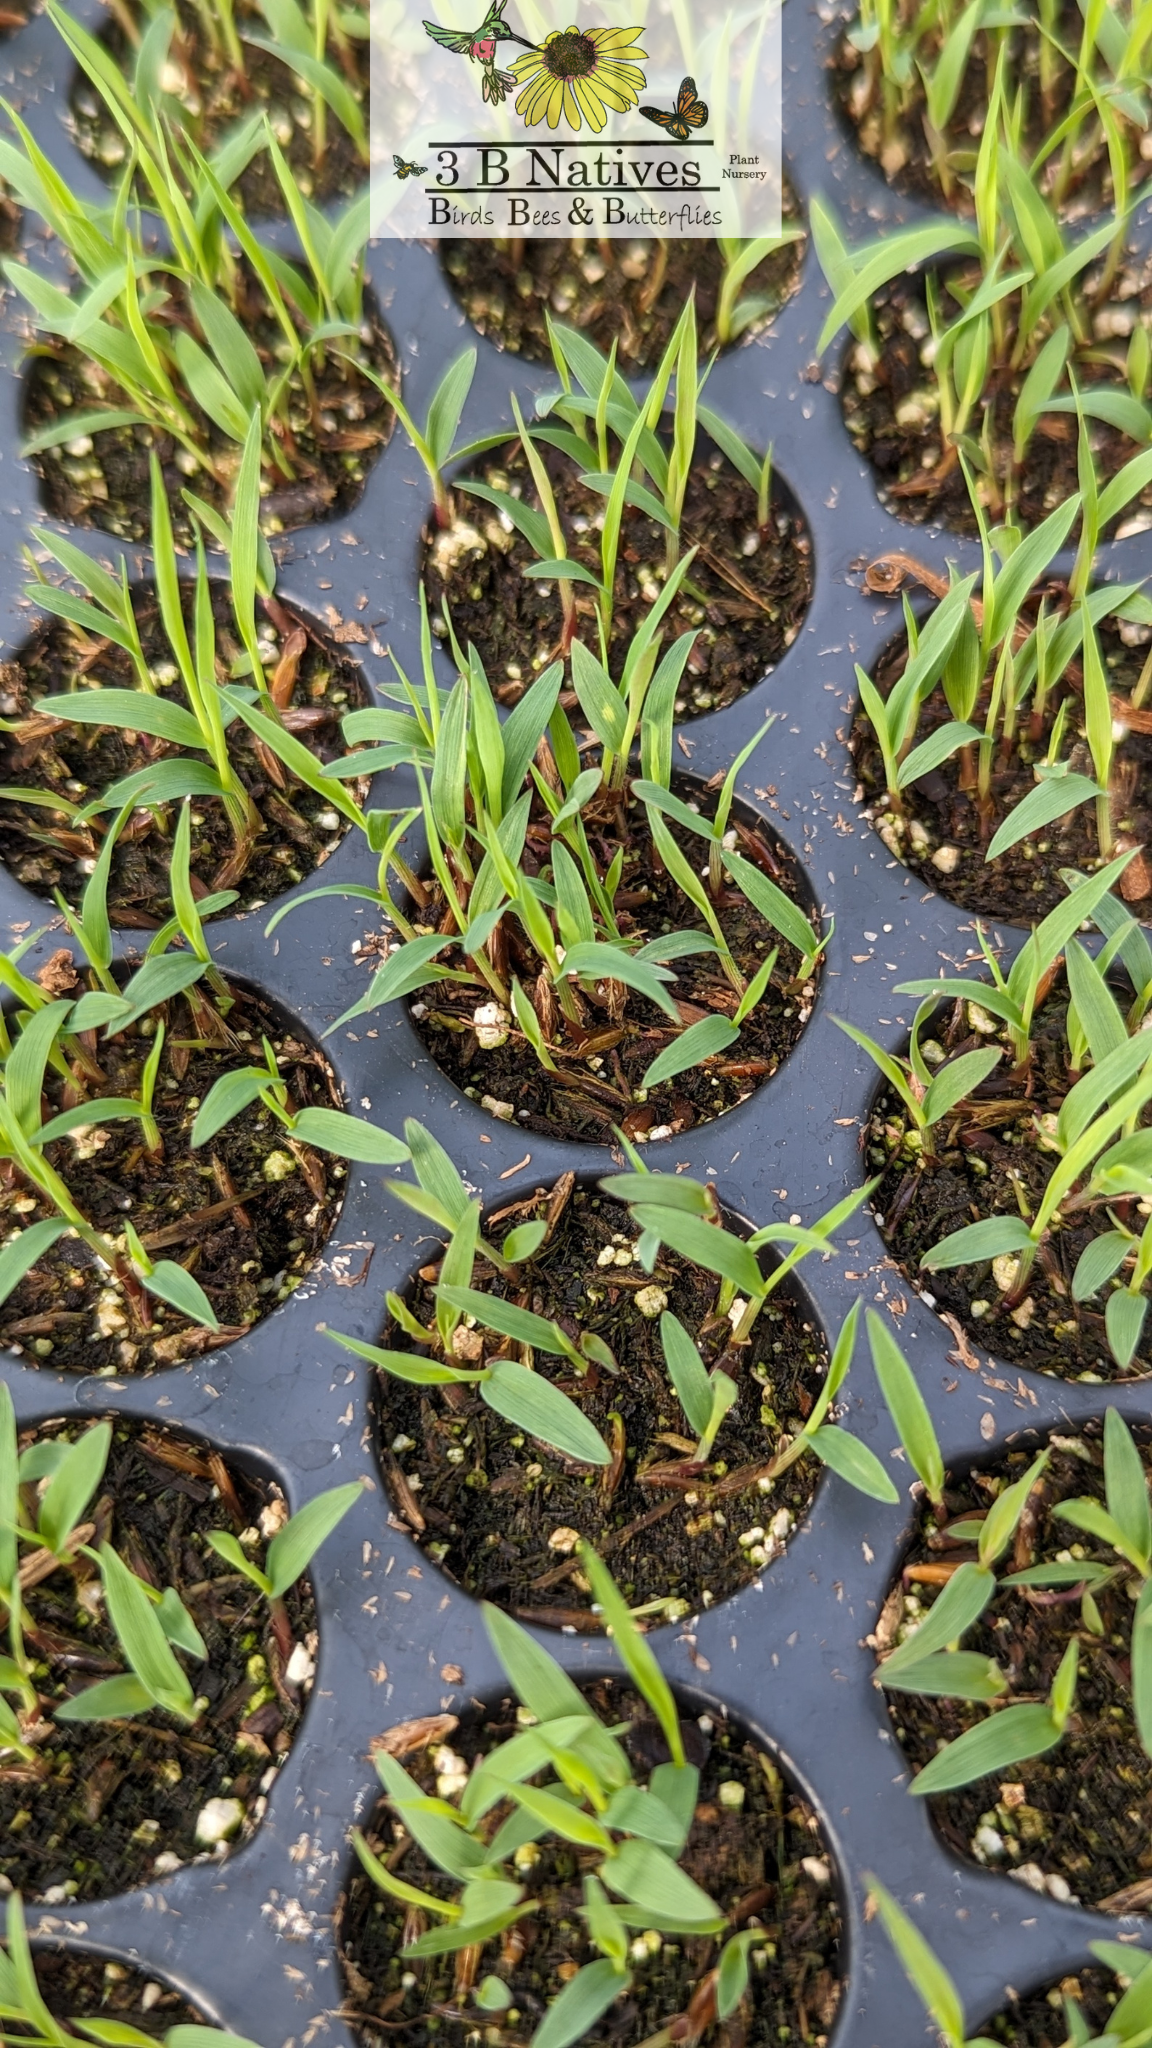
[423,0,532,104]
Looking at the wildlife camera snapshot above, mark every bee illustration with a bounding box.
[639,75,707,141]
[393,153,429,178]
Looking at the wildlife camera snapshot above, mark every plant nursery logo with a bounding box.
[370,0,782,238]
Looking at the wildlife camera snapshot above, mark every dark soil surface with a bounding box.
[872,986,1152,1382]
[410,781,819,1146]
[338,1681,843,2045]
[981,1965,1128,2043]
[426,439,812,716]
[839,269,1152,537]
[29,1947,203,2025]
[0,983,342,1373]
[71,4,368,213]
[0,583,366,923]
[370,1179,828,1629]
[439,208,805,366]
[833,5,1150,219]
[0,190,20,254]
[24,269,395,544]
[883,1427,1152,1912]
[0,1415,313,1903]
[851,606,1152,927]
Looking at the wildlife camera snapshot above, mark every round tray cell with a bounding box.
[0,979,345,1375]
[867,979,1152,1385]
[23,282,395,545]
[68,5,368,212]
[837,259,1152,540]
[877,1420,1152,1915]
[424,440,812,719]
[0,585,369,925]
[850,613,1152,930]
[338,1677,844,2046]
[408,781,822,1147]
[437,184,805,366]
[0,1413,316,1905]
[365,1174,831,1629]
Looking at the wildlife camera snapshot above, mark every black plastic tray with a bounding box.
[0,2,1148,2040]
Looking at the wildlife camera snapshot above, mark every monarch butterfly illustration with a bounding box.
[639,75,707,141]
[393,153,428,178]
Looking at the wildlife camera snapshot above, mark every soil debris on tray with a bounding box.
[372,1181,828,1626]
[851,604,1152,927]
[339,1680,843,2046]
[833,4,1149,220]
[426,439,811,715]
[0,585,367,922]
[882,1427,1152,1911]
[871,985,1152,1382]
[0,1416,314,1903]
[70,2,368,213]
[439,213,805,365]
[0,984,342,1374]
[24,272,395,544]
[409,778,818,1145]
[839,268,1152,538]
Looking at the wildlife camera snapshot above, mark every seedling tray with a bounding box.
[0,2,1150,2041]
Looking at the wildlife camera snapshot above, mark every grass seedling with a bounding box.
[354,1546,779,2048]
[262,599,826,1118]
[603,1154,871,1346]
[0,1391,359,1737]
[891,867,1152,1362]
[0,930,223,1335]
[364,345,530,529]
[450,300,777,672]
[714,232,805,347]
[865,1878,1000,2048]
[868,1346,1152,1796]
[0,95,380,526]
[841,0,1152,215]
[813,64,1152,527]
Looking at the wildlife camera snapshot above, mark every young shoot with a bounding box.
[354,1546,779,2048]
[262,600,827,1129]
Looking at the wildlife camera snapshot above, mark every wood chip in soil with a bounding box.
[839,267,1152,538]
[884,1427,1152,1910]
[24,269,395,544]
[870,988,1152,1383]
[833,3,1148,219]
[851,607,1152,926]
[372,1183,828,1626]
[0,985,343,1374]
[411,783,818,1146]
[438,207,804,366]
[0,1416,314,1904]
[425,439,811,714]
[339,1681,843,2047]
[0,585,367,922]
[70,3,368,212]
